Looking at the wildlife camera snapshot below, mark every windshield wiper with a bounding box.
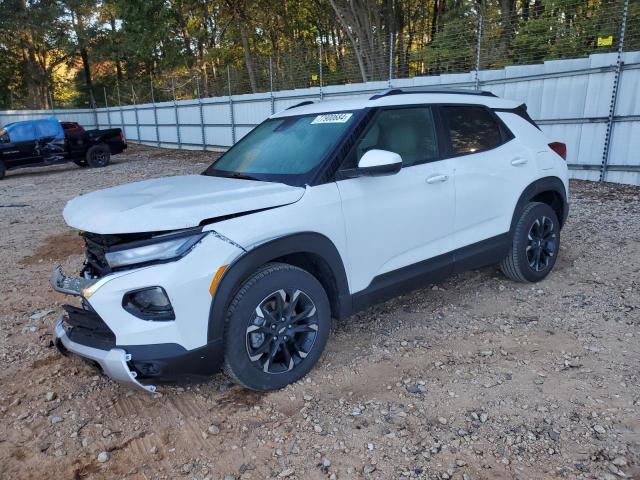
[227,172,261,181]
[203,170,261,181]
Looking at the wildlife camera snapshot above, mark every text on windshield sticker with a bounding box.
[311,113,353,124]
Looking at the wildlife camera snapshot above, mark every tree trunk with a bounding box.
[239,23,258,93]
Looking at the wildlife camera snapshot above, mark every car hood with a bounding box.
[63,174,305,234]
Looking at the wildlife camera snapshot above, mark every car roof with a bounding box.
[272,90,520,119]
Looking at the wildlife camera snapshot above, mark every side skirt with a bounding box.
[351,233,510,314]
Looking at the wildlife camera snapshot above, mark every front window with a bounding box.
[204,111,357,184]
[340,107,439,169]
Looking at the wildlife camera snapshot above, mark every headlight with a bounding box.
[105,231,207,269]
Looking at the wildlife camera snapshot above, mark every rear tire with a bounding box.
[0,160,5,180]
[223,263,331,391]
[500,202,560,283]
[85,144,110,168]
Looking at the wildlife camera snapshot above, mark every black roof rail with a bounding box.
[286,100,315,110]
[369,88,496,100]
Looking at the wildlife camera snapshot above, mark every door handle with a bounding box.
[511,158,528,166]
[426,174,449,184]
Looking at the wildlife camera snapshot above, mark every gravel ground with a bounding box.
[0,145,638,480]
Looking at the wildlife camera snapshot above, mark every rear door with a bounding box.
[336,106,455,297]
[440,105,537,255]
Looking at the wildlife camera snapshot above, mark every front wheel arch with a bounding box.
[207,232,351,344]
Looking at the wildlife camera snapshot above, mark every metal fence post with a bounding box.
[227,66,236,145]
[600,0,628,182]
[116,81,125,135]
[196,76,206,151]
[132,85,141,142]
[319,43,324,101]
[150,78,160,147]
[104,87,111,129]
[475,12,484,90]
[269,56,275,114]
[388,32,394,87]
[171,78,182,149]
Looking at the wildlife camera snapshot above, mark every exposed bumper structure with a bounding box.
[50,265,94,296]
[54,317,156,393]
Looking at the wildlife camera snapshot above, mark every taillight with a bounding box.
[120,130,126,143]
[549,142,566,160]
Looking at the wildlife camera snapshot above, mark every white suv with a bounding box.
[52,89,569,393]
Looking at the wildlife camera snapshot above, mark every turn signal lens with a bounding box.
[209,265,228,296]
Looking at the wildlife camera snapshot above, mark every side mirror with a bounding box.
[341,149,402,178]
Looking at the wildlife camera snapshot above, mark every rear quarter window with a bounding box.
[441,106,505,155]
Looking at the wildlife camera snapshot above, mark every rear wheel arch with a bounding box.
[510,176,567,234]
[207,232,351,343]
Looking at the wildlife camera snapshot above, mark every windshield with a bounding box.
[204,111,357,183]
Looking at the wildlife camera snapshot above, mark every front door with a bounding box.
[336,106,455,299]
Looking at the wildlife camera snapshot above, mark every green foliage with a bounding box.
[0,0,634,109]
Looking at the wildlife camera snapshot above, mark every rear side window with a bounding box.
[441,106,504,155]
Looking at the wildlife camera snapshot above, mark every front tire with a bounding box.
[500,202,560,283]
[85,144,110,168]
[223,263,331,391]
[0,160,5,180]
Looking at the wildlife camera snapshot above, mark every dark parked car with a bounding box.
[0,117,126,179]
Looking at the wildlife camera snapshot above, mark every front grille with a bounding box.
[62,304,116,351]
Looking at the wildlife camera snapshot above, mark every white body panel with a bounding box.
[452,141,537,250]
[336,161,455,292]
[64,174,304,234]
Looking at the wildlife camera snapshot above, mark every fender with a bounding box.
[207,232,351,343]
[510,176,568,234]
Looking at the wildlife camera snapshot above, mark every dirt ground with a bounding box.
[0,145,638,480]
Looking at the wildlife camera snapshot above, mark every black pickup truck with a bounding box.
[0,117,126,179]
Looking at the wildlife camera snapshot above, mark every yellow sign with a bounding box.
[311,74,318,81]
[598,36,613,47]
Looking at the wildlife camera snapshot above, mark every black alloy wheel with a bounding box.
[526,215,557,272]
[223,263,331,391]
[85,144,111,168]
[500,202,561,282]
[246,288,319,374]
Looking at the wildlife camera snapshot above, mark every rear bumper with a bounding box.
[54,317,157,393]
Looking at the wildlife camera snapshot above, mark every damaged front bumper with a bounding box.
[51,266,157,393]
[54,317,156,393]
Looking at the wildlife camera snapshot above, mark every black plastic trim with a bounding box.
[121,339,224,382]
[494,104,541,130]
[370,88,497,100]
[510,176,568,231]
[351,233,511,314]
[207,232,351,343]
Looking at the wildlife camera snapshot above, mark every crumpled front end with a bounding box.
[50,227,244,393]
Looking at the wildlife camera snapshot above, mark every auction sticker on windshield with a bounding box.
[311,113,353,124]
